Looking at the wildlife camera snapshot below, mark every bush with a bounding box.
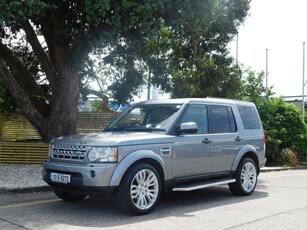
[238,70,307,165]
[259,98,307,164]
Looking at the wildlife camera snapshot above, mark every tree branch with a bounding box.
[81,88,110,111]
[40,7,69,76]
[0,41,50,116]
[23,20,56,88]
[0,59,46,134]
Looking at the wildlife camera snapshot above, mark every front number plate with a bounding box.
[50,172,71,184]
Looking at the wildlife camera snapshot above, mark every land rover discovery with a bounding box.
[43,98,266,215]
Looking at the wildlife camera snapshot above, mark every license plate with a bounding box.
[50,172,71,184]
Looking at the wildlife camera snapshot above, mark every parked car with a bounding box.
[43,98,266,215]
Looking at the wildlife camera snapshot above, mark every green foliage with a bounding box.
[0,0,251,139]
[0,82,18,112]
[108,68,144,104]
[170,55,242,98]
[105,0,251,101]
[0,0,251,105]
[263,98,306,164]
[0,0,174,139]
[91,100,103,112]
[239,69,307,165]
[150,0,250,98]
[0,1,51,26]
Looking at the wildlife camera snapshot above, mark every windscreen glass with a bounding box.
[105,104,183,132]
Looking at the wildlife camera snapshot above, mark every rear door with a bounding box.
[209,105,244,174]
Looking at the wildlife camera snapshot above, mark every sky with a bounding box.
[229,0,307,98]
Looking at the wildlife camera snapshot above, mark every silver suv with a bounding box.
[43,98,266,215]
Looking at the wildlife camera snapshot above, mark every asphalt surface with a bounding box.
[2,169,307,230]
[0,164,300,193]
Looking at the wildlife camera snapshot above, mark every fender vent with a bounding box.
[160,146,171,155]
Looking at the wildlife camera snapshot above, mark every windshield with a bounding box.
[105,103,183,132]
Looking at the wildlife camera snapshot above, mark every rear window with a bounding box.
[210,105,237,133]
[237,105,261,129]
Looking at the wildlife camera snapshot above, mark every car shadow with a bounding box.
[31,183,268,229]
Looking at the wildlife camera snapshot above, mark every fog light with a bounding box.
[90,170,96,178]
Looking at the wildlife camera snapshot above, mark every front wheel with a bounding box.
[229,157,258,196]
[116,163,161,215]
[53,188,87,201]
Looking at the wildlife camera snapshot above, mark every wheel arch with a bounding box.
[231,145,260,175]
[109,150,165,187]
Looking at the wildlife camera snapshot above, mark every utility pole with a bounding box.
[236,33,239,66]
[266,49,269,89]
[303,42,306,122]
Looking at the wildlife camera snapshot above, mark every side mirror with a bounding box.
[177,122,198,134]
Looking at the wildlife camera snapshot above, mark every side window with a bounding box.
[179,104,208,134]
[210,105,237,133]
[237,105,261,129]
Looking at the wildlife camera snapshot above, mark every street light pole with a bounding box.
[303,42,306,122]
[236,33,239,66]
[266,49,268,89]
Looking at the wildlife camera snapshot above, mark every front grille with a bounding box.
[51,144,87,161]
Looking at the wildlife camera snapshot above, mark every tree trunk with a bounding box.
[43,70,79,141]
[6,66,80,142]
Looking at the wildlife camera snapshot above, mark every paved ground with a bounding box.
[0,164,300,193]
[1,169,307,230]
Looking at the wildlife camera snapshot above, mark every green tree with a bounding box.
[0,0,251,140]
[144,0,250,98]
[105,0,251,100]
[0,0,172,140]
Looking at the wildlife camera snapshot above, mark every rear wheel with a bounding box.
[53,188,87,201]
[229,157,258,196]
[116,163,161,215]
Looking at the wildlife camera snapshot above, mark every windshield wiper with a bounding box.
[122,128,166,132]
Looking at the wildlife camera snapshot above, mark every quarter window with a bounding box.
[237,105,261,129]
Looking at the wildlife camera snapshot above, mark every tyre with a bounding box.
[116,163,162,215]
[53,188,87,201]
[229,157,258,196]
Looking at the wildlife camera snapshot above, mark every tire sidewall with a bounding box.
[117,163,162,215]
[237,157,258,195]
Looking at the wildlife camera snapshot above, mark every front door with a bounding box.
[172,104,214,179]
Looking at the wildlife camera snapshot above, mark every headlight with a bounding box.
[88,147,118,163]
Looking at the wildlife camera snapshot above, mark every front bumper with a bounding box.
[42,160,117,195]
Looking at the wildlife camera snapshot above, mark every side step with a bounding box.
[172,178,236,192]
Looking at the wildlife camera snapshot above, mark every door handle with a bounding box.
[202,138,212,144]
[235,136,243,142]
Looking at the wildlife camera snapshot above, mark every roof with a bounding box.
[134,98,255,106]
